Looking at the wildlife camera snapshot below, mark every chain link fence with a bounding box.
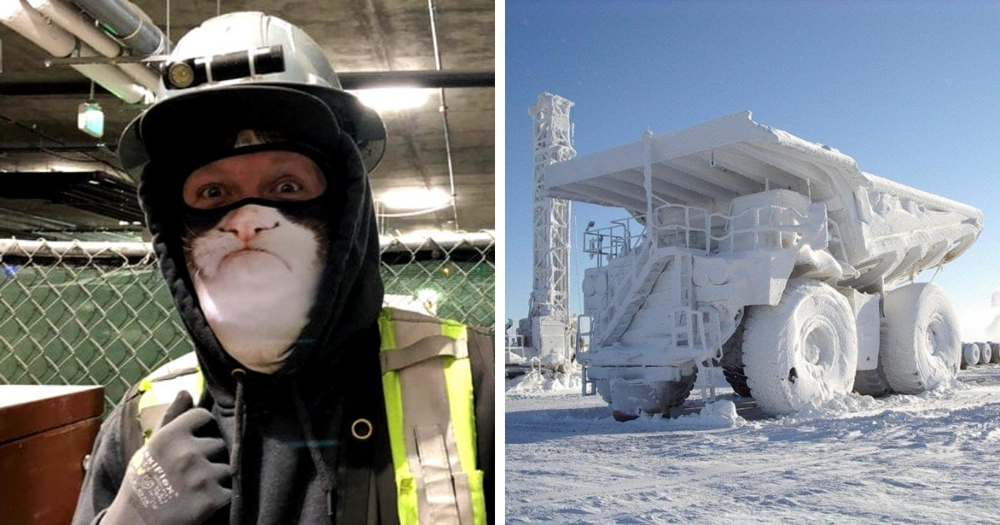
[0,232,494,411]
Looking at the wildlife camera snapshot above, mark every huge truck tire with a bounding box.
[722,366,752,398]
[961,343,978,370]
[881,283,960,394]
[991,343,1000,364]
[979,343,993,365]
[609,370,698,421]
[961,342,978,369]
[742,279,859,416]
[720,319,752,398]
[855,319,893,397]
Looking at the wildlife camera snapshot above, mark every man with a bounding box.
[72,12,493,525]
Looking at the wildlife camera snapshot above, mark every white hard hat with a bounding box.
[119,11,386,177]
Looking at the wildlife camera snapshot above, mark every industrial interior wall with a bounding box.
[0,234,495,412]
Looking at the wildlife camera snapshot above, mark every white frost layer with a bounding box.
[506,370,581,392]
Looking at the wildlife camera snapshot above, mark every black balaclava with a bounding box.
[136,114,384,405]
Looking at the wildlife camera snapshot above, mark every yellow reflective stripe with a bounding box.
[137,376,158,440]
[379,308,396,350]
[137,365,205,442]
[438,321,474,474]
[380,309,419,524]
[382,369,418,524]
[468,469,486,525]
[194,370,205,401]
[441,329,485,525]
[137,376,156,410]
[441,318,465,341]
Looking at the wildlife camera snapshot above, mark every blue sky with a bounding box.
[504,1,1000,340]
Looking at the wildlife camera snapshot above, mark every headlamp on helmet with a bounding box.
[118,12,388,179]
[164,46,286,90]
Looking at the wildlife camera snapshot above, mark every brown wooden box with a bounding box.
[0,385,104,525]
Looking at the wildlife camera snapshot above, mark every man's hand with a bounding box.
[103,391,231,524]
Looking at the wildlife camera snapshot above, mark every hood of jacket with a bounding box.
[133,88,384,406]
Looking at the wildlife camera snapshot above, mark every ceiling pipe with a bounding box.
[0,1,75,57]
[68,0,167,57]
[427,0,461,231]
[66,49,148,103]
[26,0,158,91]
[0,0,148,103]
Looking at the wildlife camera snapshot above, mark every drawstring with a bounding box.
[292,382,337,520]
[230,369,247,524]
[226,370,340,521]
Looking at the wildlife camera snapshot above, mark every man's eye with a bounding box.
[277,181,302,193]
[199,185,225,199]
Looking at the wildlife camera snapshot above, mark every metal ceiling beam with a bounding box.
[342,70,494,89]
[0,70,495,97]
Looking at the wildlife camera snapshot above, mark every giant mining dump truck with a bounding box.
[546,111,983,419]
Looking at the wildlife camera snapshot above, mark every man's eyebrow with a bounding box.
[188,162,229,181]
[269,157,324,179]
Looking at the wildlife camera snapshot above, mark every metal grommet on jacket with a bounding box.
[351,418,373,440]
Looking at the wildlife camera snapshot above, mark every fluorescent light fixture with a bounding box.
[378,187,451,211]
[49,163,86,172]
[77,102,104,138]
[353,87,433,111]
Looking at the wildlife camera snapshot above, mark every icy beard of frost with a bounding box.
[184,204,323,374]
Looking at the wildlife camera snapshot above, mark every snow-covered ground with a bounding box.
[505,366,1000,523]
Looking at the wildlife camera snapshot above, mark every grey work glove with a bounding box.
[103,391,231,524]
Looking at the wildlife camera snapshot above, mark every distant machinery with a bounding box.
[506,92,577,376]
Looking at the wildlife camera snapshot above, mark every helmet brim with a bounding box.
[118,84,386,179]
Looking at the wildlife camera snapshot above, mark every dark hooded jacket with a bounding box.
[71,110,494,524]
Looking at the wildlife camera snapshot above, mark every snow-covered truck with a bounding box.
[545,111,983,419]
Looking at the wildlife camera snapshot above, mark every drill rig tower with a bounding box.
[516,92,577,370]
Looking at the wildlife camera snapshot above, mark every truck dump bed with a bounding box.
[545,111,982,289]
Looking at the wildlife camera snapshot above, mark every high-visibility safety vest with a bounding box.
[135,308,486,525]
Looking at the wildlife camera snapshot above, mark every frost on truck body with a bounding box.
[545,108,983,418]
